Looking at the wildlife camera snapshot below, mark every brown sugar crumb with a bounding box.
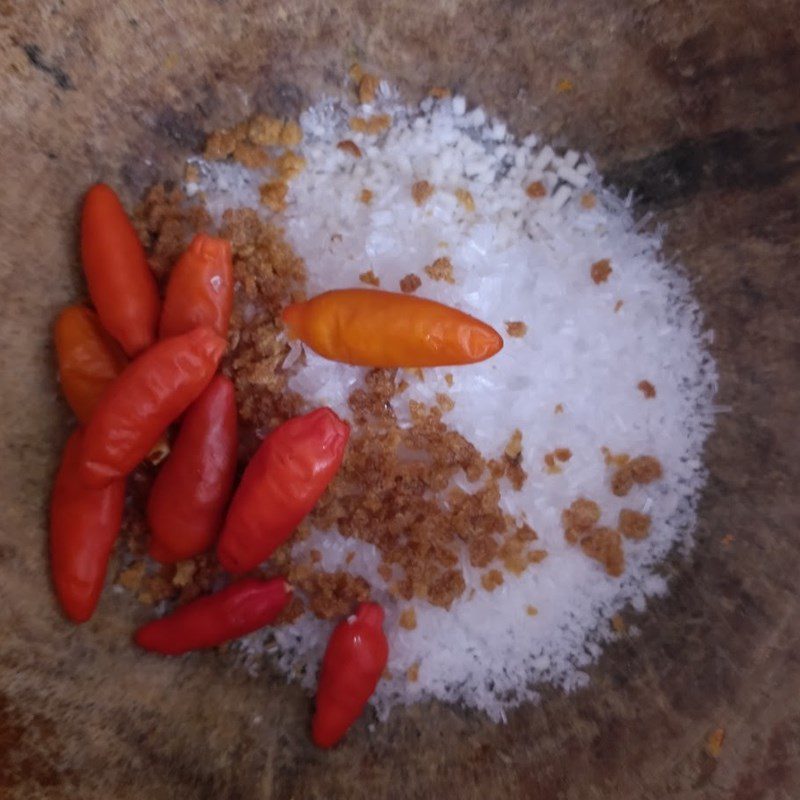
[526,605,539,617]
[276,150,306,180]
[455,188,475,212]
[424,256,455,283]
[247,114,283,146]
[504,429,523,460]
[444,373,454,387]
[172,560,196,588]
[358,73,380,104]
[204,125,244,160]
[556,78,574,93]
[259,181,289,212]
[705,727,725,759]
[287,567,370,619]
[614,300,624,313]
[406,662,420,682]
[468,535,499,568]
[309,549,322,563]
[580,192,597,209]
[279,120,303,147]
[409,367,425,382]
[400,273,422,293]
[359,189,374,205]
[377,563,393,582]
[554,403,564,414]
[562,498,601,544]
[611,613,626,633]
[399,607,418,630]
[359,269,380,287]
[543,452,562,474]
[116,561,146,591]
[601,447,630,468]
[505,321,527,338]
[184,163,201,184]
[528,549,548,564]
[275,595,305,625]
[348,62,363,83]
[337,139,363,158]
[411,180,434,206]
[554,448,572,462]
[619,508,651,540]
[637,380,656,399]
[613,455,663,496]
[481,569,505,592]
[350,114,391,135]
[436,393,455,412]
[526,180,547,199]
[581,527,625,577]
[233,141,270,169]
[591,258,613,284]
[429,86,452,99]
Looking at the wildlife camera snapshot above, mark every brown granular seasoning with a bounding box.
[247,114,284,146]
[580,192,597,209]
[436,393,455,412]
[399,607,418,630]
[429,86,452,99]
[526,181,547,198]
[424,256,455,283]
[637,380,656,399]
[611,613,626,633]
[359,269,380,287]
[455,188,475,212]
[337,139,363,158]
[705,727,725,759]
[505,321,527,338]
[619,509,651,540]
[481,569,504,592]
[543,452,562,474]
[554,403,564,414]
[611,455,663,497]
[233,141,270,169]
[275,595,306,625]
[204,123,247,160]
[505,429,523,460]
[554,448,572,462]
[444,373,454,387]
[591,258,612,284]
[276,151,306,180]
[279,121,303,147]
[580,527,625,577]
[406,662,420,682]
[411,180,434,206]
[259,181,288,212]
[309,549,322,563]
[614,300,624,313]
[562,498,601,544]
[358,73,380,104]
[350,114,391,135]
[526,605,539,617]
[286,565,371,619]
[348,62,364,83]
[400,273,422,293]
[359,188,374,205]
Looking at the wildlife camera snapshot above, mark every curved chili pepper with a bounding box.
[281,288,504,368]
[147,375,238,563]
[134,577,291,655]
[80,326,226,488]
[50,430,125,623]
[312,602,389,748]
[81,183,160,357]
[54,305,128,424]
[159,233,234,339]
[217,408,350,574]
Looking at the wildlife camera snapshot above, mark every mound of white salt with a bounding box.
[189,84,717,721]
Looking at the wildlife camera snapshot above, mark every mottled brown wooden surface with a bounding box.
[1,1,799,797]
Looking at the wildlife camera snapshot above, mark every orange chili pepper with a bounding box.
[54,305,128,424]
[80,326,226,488]
[50,430,125,623]
[81,183,160,357]
[281,289,503,367]
[159,233,234,340]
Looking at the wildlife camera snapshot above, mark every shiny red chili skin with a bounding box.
[134,577,291,655]
[312,603,389,748]
[217,408,350,574]
[80,326,226,488]
[147,375,238,563]
[50,430,125,623]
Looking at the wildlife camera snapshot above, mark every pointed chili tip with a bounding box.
[191,232,233,260]
[281,302,303,336]
[354,601,385,628]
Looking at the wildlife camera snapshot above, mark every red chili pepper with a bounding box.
[50,430,125,623]
[81,183,160,357]
[147,375,238,563]
[134,577,291,655]
[80,326,226,488]
[217,408,350,574]
[312,602,389,748]
[282,289,504,367]
[159,233,234,340]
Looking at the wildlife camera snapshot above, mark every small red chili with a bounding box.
[147,375,238,563]
[50,430,125,623]
[312,602,389,748]
[80,326,226,488]
[134,577,291,655]
[81,183,161,357]
[217,407,350,574]
[159,233,234,339]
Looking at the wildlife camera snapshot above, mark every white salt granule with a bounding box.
[193,86,717,722]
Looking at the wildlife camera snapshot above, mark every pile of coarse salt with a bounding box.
[187,83,718,721]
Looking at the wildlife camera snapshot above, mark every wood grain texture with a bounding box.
[1,0,799,797]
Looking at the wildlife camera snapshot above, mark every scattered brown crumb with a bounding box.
[436,393,455,412]
[116,562,146,591]
[611,614,626,633]
[400,273,422,293]
[287,567,370,619]
[399,607,418,630]
[619,509,651,540]
[359,188,374,205]
[481,569,505,592]
[612,455,663,496]
[444,373,454,387]
[580,192,596,209]
[409,367,425,381]
[705,727,725,759]
[554,403,564,414]
[411,180,434,205]
[358,73,380,104]
[359,269,380,287]
[580,527,625,577]
[406,662,420,682]
[556,78,574,93]
[276,150,306,180]
[279,120,303,147]
[309,549,322,563]
[184,163,200,184]
[504,429,523,460]
[233,141,270,169]
[614,300,624,313]
[526,180,547,199]
[591,258,613,284]
[554,448,572,462]
[396,379,409,393]
[259,181,288,212]
[350,114,391,135]
[378,563,393,582]
[247,114,284,146]
[562,498,601,544]
[172,560,196,588]
[275,595,306,625]
[337,139,363,158]
[345,551,356,564]
[204,126,243,160]
[505,321,527,338]
[455,188,475,212]
[543,452,562,474]
[526,605,538,617]
[429,86,452,99]
[424,256,455,283]
[637,380,656,399]
[348,62,363,83]
[601,447,630,468]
